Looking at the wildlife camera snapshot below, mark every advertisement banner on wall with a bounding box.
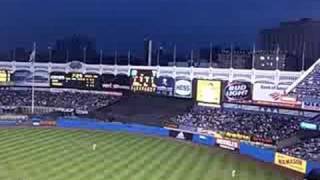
[224,81,252,102]
[196,79,222,105]
[216,131,251,141]
[216,138,239,151]
[174,77,192,98]
[252,84,301,108]
[274,153,307,174]
[155,76,174,96]
[169,130,193,141]
[250,136,275,145]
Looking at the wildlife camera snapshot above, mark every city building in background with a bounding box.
[259,18,320,70]
[254,51,299,71]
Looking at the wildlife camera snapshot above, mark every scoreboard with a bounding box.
[131,69,157,93]
[0,70,10,85]
[65,73,100,89]
[50,72,100,90]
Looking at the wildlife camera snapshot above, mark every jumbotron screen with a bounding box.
[196,79,222,105]
[50,72,100,90]
[0,70,11,85]
[131,69,157,93]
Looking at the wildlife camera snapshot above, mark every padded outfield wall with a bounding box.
[56,117,319,175]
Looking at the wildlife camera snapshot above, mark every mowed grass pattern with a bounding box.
[0,128,290,180]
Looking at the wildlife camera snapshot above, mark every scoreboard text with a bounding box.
[131,69,157,93]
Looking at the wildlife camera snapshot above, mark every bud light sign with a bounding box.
[174,77,192,98]
[224,81,252,102]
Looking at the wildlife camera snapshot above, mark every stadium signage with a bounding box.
[111,75,131,91]
[274,153,307,174]
[169,130,193,141]
[253,83,300,107]
[69,61,82,69]
[217,131,251,141]
[301,98,320,111]
[155,76,174,96]
[251,136,275,145]
[39,120,56,127]
[216,138,239,151]
[174,78,192,98]
[197,128,216,136]
[131,69,157,93]
[178,125,197,132]
[224,82,251,101]
[300,122,318,131]
[113,84,130,90]
[102,83,112,89]
[164,122,179,129]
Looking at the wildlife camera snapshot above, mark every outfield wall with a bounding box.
[239,143,275,163]
[55,117,319,175]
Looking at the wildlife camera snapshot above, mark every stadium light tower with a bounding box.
[114,50,118,65]
[230,44,233,69]
[128,49,131,65]
[148,40,152,66]
[83,46,87,63]
[48,46,52,62]
[302,41,306,72]
[99,49,103,65]
[209,42,213,67]
[173,44,177,66]
[252,44,256,69]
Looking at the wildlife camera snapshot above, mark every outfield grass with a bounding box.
[0,128,291,180]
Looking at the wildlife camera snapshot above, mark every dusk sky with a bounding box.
[0,0,320,53]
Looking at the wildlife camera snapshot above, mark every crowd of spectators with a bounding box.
[173,105,303,142]
[0,89,120,112]
[280,138,320,162]
[289,63,320,99]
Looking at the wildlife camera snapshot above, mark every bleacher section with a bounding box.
[93,95,193,127]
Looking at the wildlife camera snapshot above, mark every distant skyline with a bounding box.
[0,0,319,54]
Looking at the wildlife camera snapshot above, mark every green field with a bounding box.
[0,128,292,180]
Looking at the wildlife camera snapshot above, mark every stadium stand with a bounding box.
[0,89,120,113]
[287,60,320,103]
[172,105,305,142]
[280,137,320,162]
[94,94,193,126]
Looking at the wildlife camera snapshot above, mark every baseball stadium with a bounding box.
[0,57,320,180]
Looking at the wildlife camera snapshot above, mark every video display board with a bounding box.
[12,70,49,87]
[50,72,100,90]
[196,79,222,105]
[0,70,10,85]
[223,81,252,102]
[174,77,192,98]
[131,69,157,93]
[155,76,174,96]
